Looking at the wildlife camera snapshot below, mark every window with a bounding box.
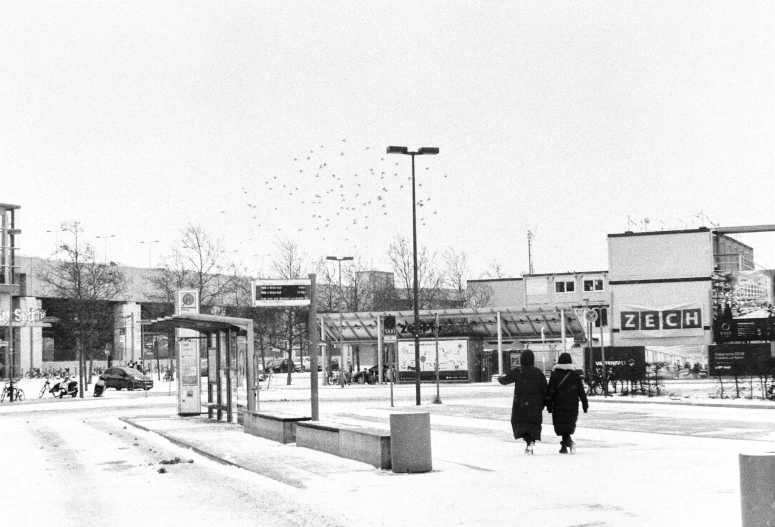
[555,280,575,293]
[593,308,608,328]
[583,279,604,292]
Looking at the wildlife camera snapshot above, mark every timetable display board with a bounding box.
[252,279,311,307]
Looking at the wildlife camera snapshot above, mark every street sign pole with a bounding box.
[432,313,441,404]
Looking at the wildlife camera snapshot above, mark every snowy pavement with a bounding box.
[3,375,773,525]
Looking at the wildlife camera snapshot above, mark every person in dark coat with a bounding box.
[546,352,588,454]
[498,350,547,454]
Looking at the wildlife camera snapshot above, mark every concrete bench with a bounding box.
[295,421,341,456]
[296,421,392,470]
[243,411,310,444]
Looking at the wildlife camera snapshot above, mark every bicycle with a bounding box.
[585,371,614,396]
[39,377,53,398]
[1,382,25,402]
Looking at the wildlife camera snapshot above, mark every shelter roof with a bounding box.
[318,306,586,342]
[144,313,253,334]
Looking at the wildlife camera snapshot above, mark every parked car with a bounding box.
[100,367,153,391]
[278,359,300,373]
[262,359,300,373]
[262,359,280,373]
[302,357,323,372]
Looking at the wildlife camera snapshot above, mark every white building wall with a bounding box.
[17,297,43,372]
[114,302,141,364]
[608,229,714,281]
[468,279,526,308]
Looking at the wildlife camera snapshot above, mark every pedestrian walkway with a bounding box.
[122,402,760,527]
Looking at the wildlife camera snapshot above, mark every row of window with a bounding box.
[555,279,604,294]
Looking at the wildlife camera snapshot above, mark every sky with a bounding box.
[2,1,773,279]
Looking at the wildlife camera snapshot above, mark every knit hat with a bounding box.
[558,352,573,364]
[520,350,535,367]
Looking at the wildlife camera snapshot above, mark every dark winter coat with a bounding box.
[546,364,588,436]
[498,366,548,441]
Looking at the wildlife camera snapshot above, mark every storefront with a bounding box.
[318,307,587,382]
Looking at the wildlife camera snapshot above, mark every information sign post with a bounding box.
[176,290,200,416]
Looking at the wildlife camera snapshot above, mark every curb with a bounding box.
[588,396,775,411]
[119,416,246,471]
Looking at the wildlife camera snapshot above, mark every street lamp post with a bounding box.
[139,240,160,268]
[95,234,116,263]
[387,146,439,406]
[46,227,65,259]
[326,256,353,388]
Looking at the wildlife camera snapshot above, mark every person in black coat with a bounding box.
[546,352,588,454]
[498,350,547,454]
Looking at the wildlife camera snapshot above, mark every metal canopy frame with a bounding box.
[318,306,586,343]
[145,313,252,335]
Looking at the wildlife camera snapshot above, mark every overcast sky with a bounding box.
[3,2,773,278]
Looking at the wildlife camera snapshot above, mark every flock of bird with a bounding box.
[226,139,447,258]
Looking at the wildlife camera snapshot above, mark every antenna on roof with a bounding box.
[527,227,538,275]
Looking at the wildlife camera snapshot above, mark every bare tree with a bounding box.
[441,248,496,308]
[148,225,234,310]
[442,248,471,308]
[467,281,494,308]
[313,257,338,313]
[270,240,309,385]
[388,235,445,309]
[37,221,126,397]
[483,260,507,279]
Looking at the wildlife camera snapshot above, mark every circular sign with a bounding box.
[584,309,598,323]
[420,356,426,363]
[182,293,195,306]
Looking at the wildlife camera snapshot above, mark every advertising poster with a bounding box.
[397,339,468,381]
[715,269,775,319]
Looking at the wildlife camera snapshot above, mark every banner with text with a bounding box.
[619,302,704,339]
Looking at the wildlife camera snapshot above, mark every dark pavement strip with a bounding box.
[334,404,775,443]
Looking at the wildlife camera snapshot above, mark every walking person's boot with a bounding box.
[559,441,568,454]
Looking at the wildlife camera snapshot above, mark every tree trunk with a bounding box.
[78,336,85,398]
[286,309,293,386]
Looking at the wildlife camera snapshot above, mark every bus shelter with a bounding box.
[145,313,255,422]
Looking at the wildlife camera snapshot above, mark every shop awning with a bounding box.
[318,306,586,343]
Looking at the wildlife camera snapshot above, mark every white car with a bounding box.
[302,358,322,372]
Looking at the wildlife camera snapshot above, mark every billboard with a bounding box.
[397,339,469,381]
[708,343,775,376]
[713,269,775,343]
[619,302,704,339]
[583,346,646,380]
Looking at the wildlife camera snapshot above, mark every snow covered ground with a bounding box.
[3,374,773,526]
